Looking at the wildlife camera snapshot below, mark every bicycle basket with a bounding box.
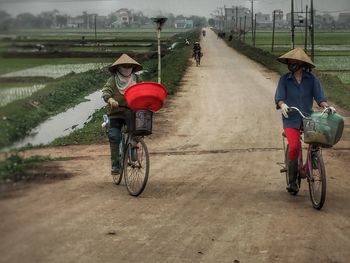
[131,109,153,136]
[303,112,344,148]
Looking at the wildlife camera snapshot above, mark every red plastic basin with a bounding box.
[124,82,167,112]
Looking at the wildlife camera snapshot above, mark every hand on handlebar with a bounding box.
[108,98,119,108]
[324,106,336,114]
[280,103,289,118]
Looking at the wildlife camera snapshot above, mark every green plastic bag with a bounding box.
[303,111,344,147]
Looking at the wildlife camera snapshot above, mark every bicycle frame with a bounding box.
[103,112,150,196]
[282,125,319,181]
[297,137,318,181]
[120,126,136,170]
[287,107,323,181]
[280,106,327,209]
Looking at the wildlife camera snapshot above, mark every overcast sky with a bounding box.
[1,0,349,18]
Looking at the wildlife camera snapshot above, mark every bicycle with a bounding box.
[279,107,329,210]
[194,50,201,66]
[102,110,150,196]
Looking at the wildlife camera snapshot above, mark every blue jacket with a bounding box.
[274,71,326,129]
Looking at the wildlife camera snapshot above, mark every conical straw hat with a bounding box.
[277,48,315,68]
[109,53,143,73]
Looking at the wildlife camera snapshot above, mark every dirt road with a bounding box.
[1,29,350,263]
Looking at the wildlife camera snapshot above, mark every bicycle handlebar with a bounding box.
[288,106,330,119]
[101,105,132,128]
[288,107,307,119]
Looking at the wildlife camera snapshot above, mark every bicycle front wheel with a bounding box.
[308,151,326,210]
[124,137,150,196]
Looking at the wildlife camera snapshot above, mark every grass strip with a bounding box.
[223,37,350,111]
[0,69,110,149]
[0,154,52,182]
[51,30,199,146]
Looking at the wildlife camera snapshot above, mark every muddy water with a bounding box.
[10,90,105,149]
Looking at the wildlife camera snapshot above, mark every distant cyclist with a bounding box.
[192,42,202,65]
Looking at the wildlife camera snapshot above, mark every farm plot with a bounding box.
[0,63,108,79]
[245,31,350,85]
[315,56,350,71]
[0,84,45,107]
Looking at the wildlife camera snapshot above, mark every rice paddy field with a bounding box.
[0,27,188,106]
[243,30,350,84]
[0,84,45,107]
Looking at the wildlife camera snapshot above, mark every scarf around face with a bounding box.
[114,72,136,94]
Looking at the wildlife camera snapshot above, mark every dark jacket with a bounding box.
[101,74,141,117]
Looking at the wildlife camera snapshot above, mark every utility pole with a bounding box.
[243,16,247,42]
[304,5,308,51]
[86,13,89,29]
[236,6,238,32]
[253,13,257,47]
[272,10,276,52]
[310,0,314,61]
[94,14,97,46]
[291,0,295,49]
[152,17,167,84]
[218,7,224,31]
[250,0,254,40]
[239,17,242,40]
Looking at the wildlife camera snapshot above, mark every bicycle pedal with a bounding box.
[280,168,287,173]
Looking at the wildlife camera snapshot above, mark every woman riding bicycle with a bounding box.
[102,53,143,175]
[274,48,336,193]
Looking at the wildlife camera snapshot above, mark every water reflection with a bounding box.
[9,90,104,149]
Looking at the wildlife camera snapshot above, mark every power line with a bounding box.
[0,0,114,3]
[316,8,350,14]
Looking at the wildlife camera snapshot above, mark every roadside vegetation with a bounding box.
[51,30,198,146]
[0,154,53,182]
[0,69,110,149]
[222,33,350,111]
[0,29,199,180]
[0,27,194,149]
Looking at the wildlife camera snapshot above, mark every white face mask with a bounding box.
[118,66,133,77]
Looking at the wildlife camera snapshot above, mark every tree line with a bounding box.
[0,10,207,30]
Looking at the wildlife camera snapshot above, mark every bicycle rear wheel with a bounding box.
[308,151,326,210]
[124,137,150,196]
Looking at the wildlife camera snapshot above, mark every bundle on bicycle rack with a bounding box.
[303,111,344,148]
[124,82,167,136]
